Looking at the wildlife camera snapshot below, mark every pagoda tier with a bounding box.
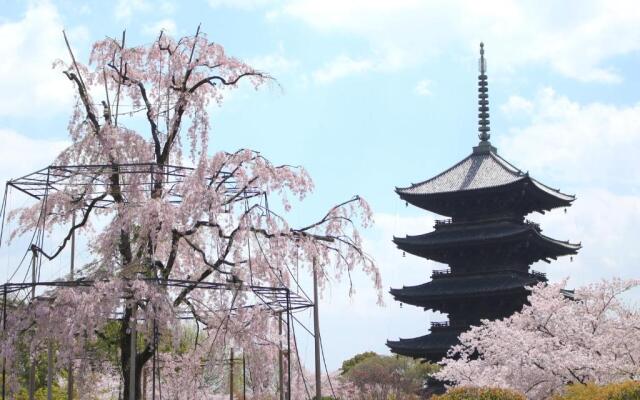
[389,270,544,311]
[393,220,580,266]
[386,43,580,364]
[396,144,574,219]
[386,326,462,360]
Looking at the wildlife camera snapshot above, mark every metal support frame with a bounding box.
[0,279,310,400]
[2,163,314,399]
[6,163,263,210]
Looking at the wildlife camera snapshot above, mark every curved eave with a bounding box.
[397,176,574,214]
[386,332,459,360]
[389,272,540,308]
[393,225,580,260]
[530,178,575,202]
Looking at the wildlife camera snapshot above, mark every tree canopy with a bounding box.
[1,27,381,400]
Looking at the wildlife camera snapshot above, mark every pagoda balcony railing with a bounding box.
[431,269,452,278]
[430,321,469,330]
[530,270,547,280]
[434,218,453,227]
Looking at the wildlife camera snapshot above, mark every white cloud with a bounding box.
[0,2,81,117]
[528,189,640,288]
[494,88,640,287]
[248,42,299,75]
[114,0,150,20]
[142,18,177,37]
[312,55,373,84]
[0,129,68,182]
[115,0,175,20]
[501,95,534,116]
[498,87,640,187]
[414,79,433,96]
[280,0,640,83]
[208,0,274,10]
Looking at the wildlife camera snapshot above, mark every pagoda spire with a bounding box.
[478,42,490,142]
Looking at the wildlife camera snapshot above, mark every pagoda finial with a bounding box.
[478,42,490,142]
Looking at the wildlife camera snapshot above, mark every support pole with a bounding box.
[47,341,53,400]
[278,312,284,400]
[29,249,36,400]
[242,352,246,400]
[152,321,156,400]
[229,348,234,400]
[129,305,136,400]
[286,291,291,400]
[2,285,7,400]
[68,212,76,400]
[313,257,322,400]
[142,367,147,400]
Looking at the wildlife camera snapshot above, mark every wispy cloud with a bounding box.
[208,0,275,10]
[0,2,86,117]
[142,18,177,37]
[280,0,640,83]
[496,88,640,285]
[414,79,433,96]
[312,55,373,84]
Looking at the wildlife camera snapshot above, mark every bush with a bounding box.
[553,380,640,400]
[432,386,526,400]
[337,352,438,399]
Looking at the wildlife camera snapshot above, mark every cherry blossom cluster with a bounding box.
[436,278,640,399]
[3,28,381,399]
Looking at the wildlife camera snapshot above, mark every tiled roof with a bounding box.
[396,148,574,202]
[390,271,540,301]
[397,151,524,195]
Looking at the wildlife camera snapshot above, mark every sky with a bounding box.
[1,0,640,372]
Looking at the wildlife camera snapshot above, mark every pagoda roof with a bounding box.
[393,221,580,263]
[387,330,460,360]
[396,145,574,213]
[390,271,540,308]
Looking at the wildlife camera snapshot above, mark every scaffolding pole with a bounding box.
[313,257,321,400]
[28,249,36,400]
[68,212,75,400]
[229,348,234,400]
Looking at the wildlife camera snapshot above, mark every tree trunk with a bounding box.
[120,306,153,400]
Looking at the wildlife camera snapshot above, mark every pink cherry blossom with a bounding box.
[2,28,381,399]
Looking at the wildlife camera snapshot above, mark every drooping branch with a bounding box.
[31,193,107,261]
[188,72,268,94]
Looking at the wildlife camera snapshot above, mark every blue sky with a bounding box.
[1,0,640,371]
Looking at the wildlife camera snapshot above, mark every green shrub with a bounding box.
[432,386,526,400]
[553,380,640,400]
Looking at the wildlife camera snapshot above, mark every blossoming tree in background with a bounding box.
[2,27,381,399]
[436,278,640,400]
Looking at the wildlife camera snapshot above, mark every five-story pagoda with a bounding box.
[386,43,581,362]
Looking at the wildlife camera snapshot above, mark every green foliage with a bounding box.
[341,352,439,399]
[341,351,378,375]
[552,380,640,400]
[433,386,526,400]
[14,384,68,400]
